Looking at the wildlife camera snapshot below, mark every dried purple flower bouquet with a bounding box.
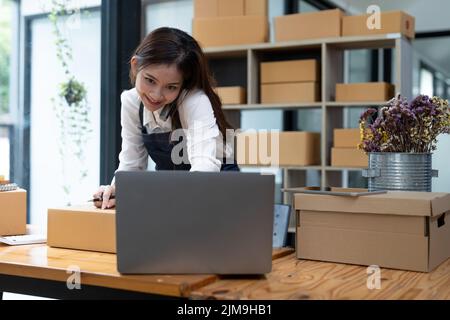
[358,94,450,153]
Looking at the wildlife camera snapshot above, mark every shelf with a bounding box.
[203,34,403,57]
[222,103,322,110]
[239,165,322,170]
[324,166,366,171]
[326,101,388,107]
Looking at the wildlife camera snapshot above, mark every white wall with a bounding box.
[29,11,101,228]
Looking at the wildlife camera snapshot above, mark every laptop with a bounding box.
[115,171,275,274]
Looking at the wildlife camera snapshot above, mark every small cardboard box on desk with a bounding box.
[295,191,450,272]
[0,189,27,236]
[47,205,116,253]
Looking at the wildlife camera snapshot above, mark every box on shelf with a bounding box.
[0,189,26,236]
[47,205,116,253]
[261,82,319,104]
[274,9,343,42]
[193,16,268,47]
[331,148,367,167]
[295,191,450,272]
[218,0,244,17]
[236,131,320,166]
[245,0,267,16]
[194,0,218,18]
[335,82,395,102]
[343,10,415,39]
[194,0,267,18]
[261,59,319,83]
[216,86,246,105]
[334,128,361,148]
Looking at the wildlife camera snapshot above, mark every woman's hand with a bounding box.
[93,184,116,209]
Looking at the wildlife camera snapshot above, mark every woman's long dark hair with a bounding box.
[130,27,233,137]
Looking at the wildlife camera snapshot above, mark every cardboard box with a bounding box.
[274,9,343,42]
[295,191,450,272]
[261,59,319,83]
[47,205,116,253]
[194,0,267,18]
[194,0,218,18]
[218,0,244,17]
[334,128,360,148]
[331,148,368,167]
[193,16,269,47]
[343,10,415,39]
[216,86,246,104]
[0,189,26,236]
[245,0,267,16]
[261,82,319,104]
[236,131,320,166]
[335,82,395,102]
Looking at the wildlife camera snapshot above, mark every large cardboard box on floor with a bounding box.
[236,131,320,166]
[47,205,116,253]
[216,86,246,105]
[0,189,26,236]
[295,191,450,272]
[334,128,361,148]
[331,147,368,167]
[193,16,268,47]
[274,9,343,42]
[335,82,395,102]
[261,82,319,103]
[343,10,415,39]
[261,59,319,83]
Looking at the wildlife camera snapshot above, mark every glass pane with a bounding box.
[420,68,434,96]
[0,0,13,115]
[145,0,193,34]
[0,126,9,180]
[28,8,101,227]
[298,0,320,13]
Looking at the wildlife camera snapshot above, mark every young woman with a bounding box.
[93,27,239,209]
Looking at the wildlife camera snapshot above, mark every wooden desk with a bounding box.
[0,243,292,299]
[191,253,450,300]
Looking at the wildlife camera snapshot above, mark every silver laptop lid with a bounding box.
[115,171,274,274]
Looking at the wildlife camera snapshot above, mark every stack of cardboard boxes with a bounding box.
[236,131,320,166]
[192,0,268,47]
[260,59,319,104]
[274,9,343,42]
[0,175,26,236]
[331,128,368,168]
[273,9,415,43]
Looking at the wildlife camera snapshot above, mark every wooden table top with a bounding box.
[191,253,450,300]
[0,243,293,298]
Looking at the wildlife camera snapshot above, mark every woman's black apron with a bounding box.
[139,103,239,171]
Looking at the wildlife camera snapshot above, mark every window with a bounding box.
[420,66,434,96]
[22,1,102,226]
[0,0,18,181]
[144,0,193,34]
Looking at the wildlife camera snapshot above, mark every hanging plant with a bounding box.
[48,0,92,205]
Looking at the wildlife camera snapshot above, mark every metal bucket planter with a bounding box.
[362,152,438,192]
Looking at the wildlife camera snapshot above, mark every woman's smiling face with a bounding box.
[132,59,183,112]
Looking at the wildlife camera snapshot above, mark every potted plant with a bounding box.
[49,0,92,205]
[359,94,450,191]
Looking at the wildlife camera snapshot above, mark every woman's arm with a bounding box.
[178,91,222,172]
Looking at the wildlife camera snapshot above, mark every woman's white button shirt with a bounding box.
[112,88,232,183]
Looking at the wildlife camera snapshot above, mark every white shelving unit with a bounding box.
[204,33,412,216]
